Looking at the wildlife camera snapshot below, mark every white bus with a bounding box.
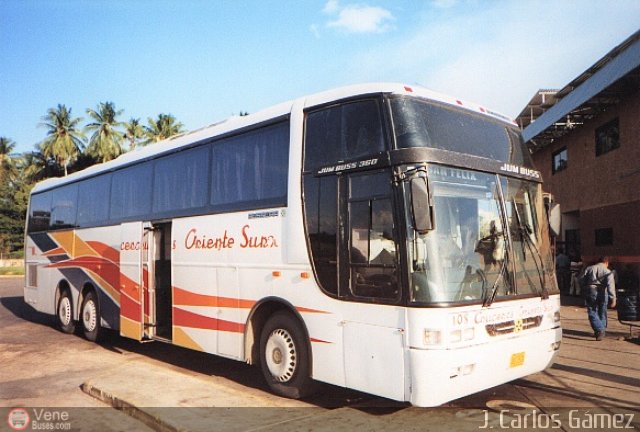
[24,83,561,407]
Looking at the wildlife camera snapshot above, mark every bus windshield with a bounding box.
[407,164,556,305]
[391,95,532,167]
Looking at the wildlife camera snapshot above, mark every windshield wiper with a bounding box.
[512,205,549,300]
[483,253,512,307]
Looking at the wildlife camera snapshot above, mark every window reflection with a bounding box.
[350,198,398,299]
[408,165,555,305]
[502,178,550,297]
[409,167,508,303]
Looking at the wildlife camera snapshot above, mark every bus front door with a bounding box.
[149,222,173,341]
[339,171,407,401]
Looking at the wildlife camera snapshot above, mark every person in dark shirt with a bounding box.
[581,257,617,340]
[555,250,570,294]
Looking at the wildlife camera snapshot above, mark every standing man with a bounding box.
[581,257,616,341]
[555,249,571,294]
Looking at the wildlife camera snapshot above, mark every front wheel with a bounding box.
[56,290,76,334]
[80,290,101,342]
[259,311,315,399]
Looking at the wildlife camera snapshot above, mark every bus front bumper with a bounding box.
[408,326,562,407]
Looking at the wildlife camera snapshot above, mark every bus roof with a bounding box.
[31,82,516,194]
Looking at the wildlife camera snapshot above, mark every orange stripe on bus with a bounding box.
[295,306,330,314]
[50,231,76,257]
[42,247,66,257]
[173,286,256,309]
[173,307,245,333]
[86,241,120,264]
[120,294,142,321]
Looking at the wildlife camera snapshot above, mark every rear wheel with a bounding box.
[259,311,315,399]
[81,290,101,342]
[56,290,76,334]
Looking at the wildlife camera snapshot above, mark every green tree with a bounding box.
[40,104,86,176]
[0,137,23,256]
[19,145,61,183]
[0,137,17,185]
[85,101,125,162]
[143,113,185,144]
[124,117,145,151]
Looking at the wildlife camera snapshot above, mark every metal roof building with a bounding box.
[517,29,640,151]
[515,29,640,286]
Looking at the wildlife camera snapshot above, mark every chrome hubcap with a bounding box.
[265,329,296,382]
[83,299,97,332]
[58,297,71,325]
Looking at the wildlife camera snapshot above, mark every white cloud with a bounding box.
[309,23,321,39]
[323,2,395,34]
[342,1,640,117]
[431,0,458,8]
[323,0,340,14]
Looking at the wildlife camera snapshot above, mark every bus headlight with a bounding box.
[424,329,442,346]
[463,327,475,341]
[547,311,561,324]
[450,327,475,343]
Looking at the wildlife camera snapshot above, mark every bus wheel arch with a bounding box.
[79,283,102,342]
[245,298,316,399]
[55,280,76,334]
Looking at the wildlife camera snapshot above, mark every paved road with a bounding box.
[2,276,639,431]
[0,277,156,431]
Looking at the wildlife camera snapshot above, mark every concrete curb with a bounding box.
[81,382,185,432]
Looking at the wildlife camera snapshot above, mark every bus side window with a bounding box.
[50,184,78,229]
[110,162,153,220]
[28,192,52,233]
[77,174,111,226]
[304,99,385,172]
[303,175,339,296]
[341,101,385,160]
[348,172,398,300]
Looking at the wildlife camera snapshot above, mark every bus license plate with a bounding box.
[510,352,525,368]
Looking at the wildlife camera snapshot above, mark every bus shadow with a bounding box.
[561,328,595,340]
[95,328,390,409]
[515,377,639,408]
[2,294,393,410]
[550,363,640,388]
[562,327,638,343]
[0,295,53,326]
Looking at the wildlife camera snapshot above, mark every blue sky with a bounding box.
[1,0,639,155]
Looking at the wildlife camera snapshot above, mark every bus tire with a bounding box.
[259,311,315,399]
[56,289,76,334]
[80,290,101,342]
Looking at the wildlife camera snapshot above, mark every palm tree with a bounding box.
[123,117,145,151]
[0,137,17,181]
[85,101,125,162]
[18,148,51,183]
[15,143,64,184]
[40,104,86,176]
[0,136,15,159]
[0,137,17,206]
[143,113,185,144]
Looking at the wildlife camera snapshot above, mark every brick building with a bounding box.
[516,30,640,288]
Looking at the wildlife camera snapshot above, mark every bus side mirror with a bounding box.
[548,203,561,237]
[410,177,434,234]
